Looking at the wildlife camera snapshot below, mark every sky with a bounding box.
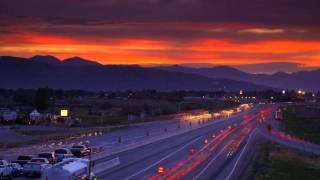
[0,0,320,73]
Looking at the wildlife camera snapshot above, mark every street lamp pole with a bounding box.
[88,148,92,179]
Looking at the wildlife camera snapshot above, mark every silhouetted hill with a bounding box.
[63,57,101,67]
[0,56,267,91]
[157,65,320,91]
[30,55,61,65]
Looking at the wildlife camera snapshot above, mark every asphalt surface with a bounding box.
[95,105,269,180]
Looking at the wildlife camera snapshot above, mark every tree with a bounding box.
[13,89,31,105]
[34,88,54,112]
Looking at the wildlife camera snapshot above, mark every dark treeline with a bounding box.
[0,88,315,125]
[0,88,313,104]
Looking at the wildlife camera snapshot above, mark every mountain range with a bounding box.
[0,56,266,91]
[0,55,318,91]
[156,65,320,92]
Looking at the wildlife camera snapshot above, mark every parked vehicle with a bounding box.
[54,148,73,162]
[23,158,50,177]
[70,145,90,157]
[41,158,95,180]
[38,152,56,164]
[10,163,23,177]
[0,160,13,179]
[15,155,33,167]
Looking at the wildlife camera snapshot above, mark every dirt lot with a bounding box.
[0,125,124,149]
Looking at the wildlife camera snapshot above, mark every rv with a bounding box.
[41,158,95,180]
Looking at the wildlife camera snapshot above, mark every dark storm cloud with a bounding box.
[2,22,320,43]
[127,48,320,62]
[1,0,319,44]
[0,0,319,26]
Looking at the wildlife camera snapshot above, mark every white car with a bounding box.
[23,158,50,177]
[54,148,73,162]
[0,160,13,179]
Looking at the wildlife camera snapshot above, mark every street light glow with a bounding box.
[60,109,69,117]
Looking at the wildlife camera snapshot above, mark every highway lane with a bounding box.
[96,105,266,179]
[187,106,275,180]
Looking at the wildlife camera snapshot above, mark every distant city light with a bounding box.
[298,90,305,95]
[282,90,286,95]
[239,90,243,95]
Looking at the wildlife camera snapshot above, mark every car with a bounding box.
[0,160,13,179]
[54,148,73,162]
[10,163,23,177]
[23,158,50,177]
[38,152,56,164]
[15,155,33,167]
[70,145,90,157]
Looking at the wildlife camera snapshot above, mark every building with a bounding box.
[2,110,17,121]
[29,109,42,121]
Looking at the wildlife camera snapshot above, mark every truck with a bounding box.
[14,155,34,167]
[41,158,95,180]
[38,152,56,164]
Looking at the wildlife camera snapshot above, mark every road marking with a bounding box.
[199,138,215,152]
[123,136,203,180]
[95,157,121,174]
[192,141,227,180]
[225,128,257,180]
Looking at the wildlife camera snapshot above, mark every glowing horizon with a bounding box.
[1,0,319,73]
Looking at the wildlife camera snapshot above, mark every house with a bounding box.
[2,110,17,121]
[29,109,42,121]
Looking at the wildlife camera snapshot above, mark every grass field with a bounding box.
[282,106,320,144]
[247,143,320,180]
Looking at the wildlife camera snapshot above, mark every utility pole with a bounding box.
[88,148,92,179]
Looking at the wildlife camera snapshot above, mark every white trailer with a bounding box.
[41,158,94,180]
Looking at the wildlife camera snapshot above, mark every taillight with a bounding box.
[189,148,196,155]
[158,166,165,175]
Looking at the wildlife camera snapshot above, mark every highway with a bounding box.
[7,103,320,180]
[94,104,273,180]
